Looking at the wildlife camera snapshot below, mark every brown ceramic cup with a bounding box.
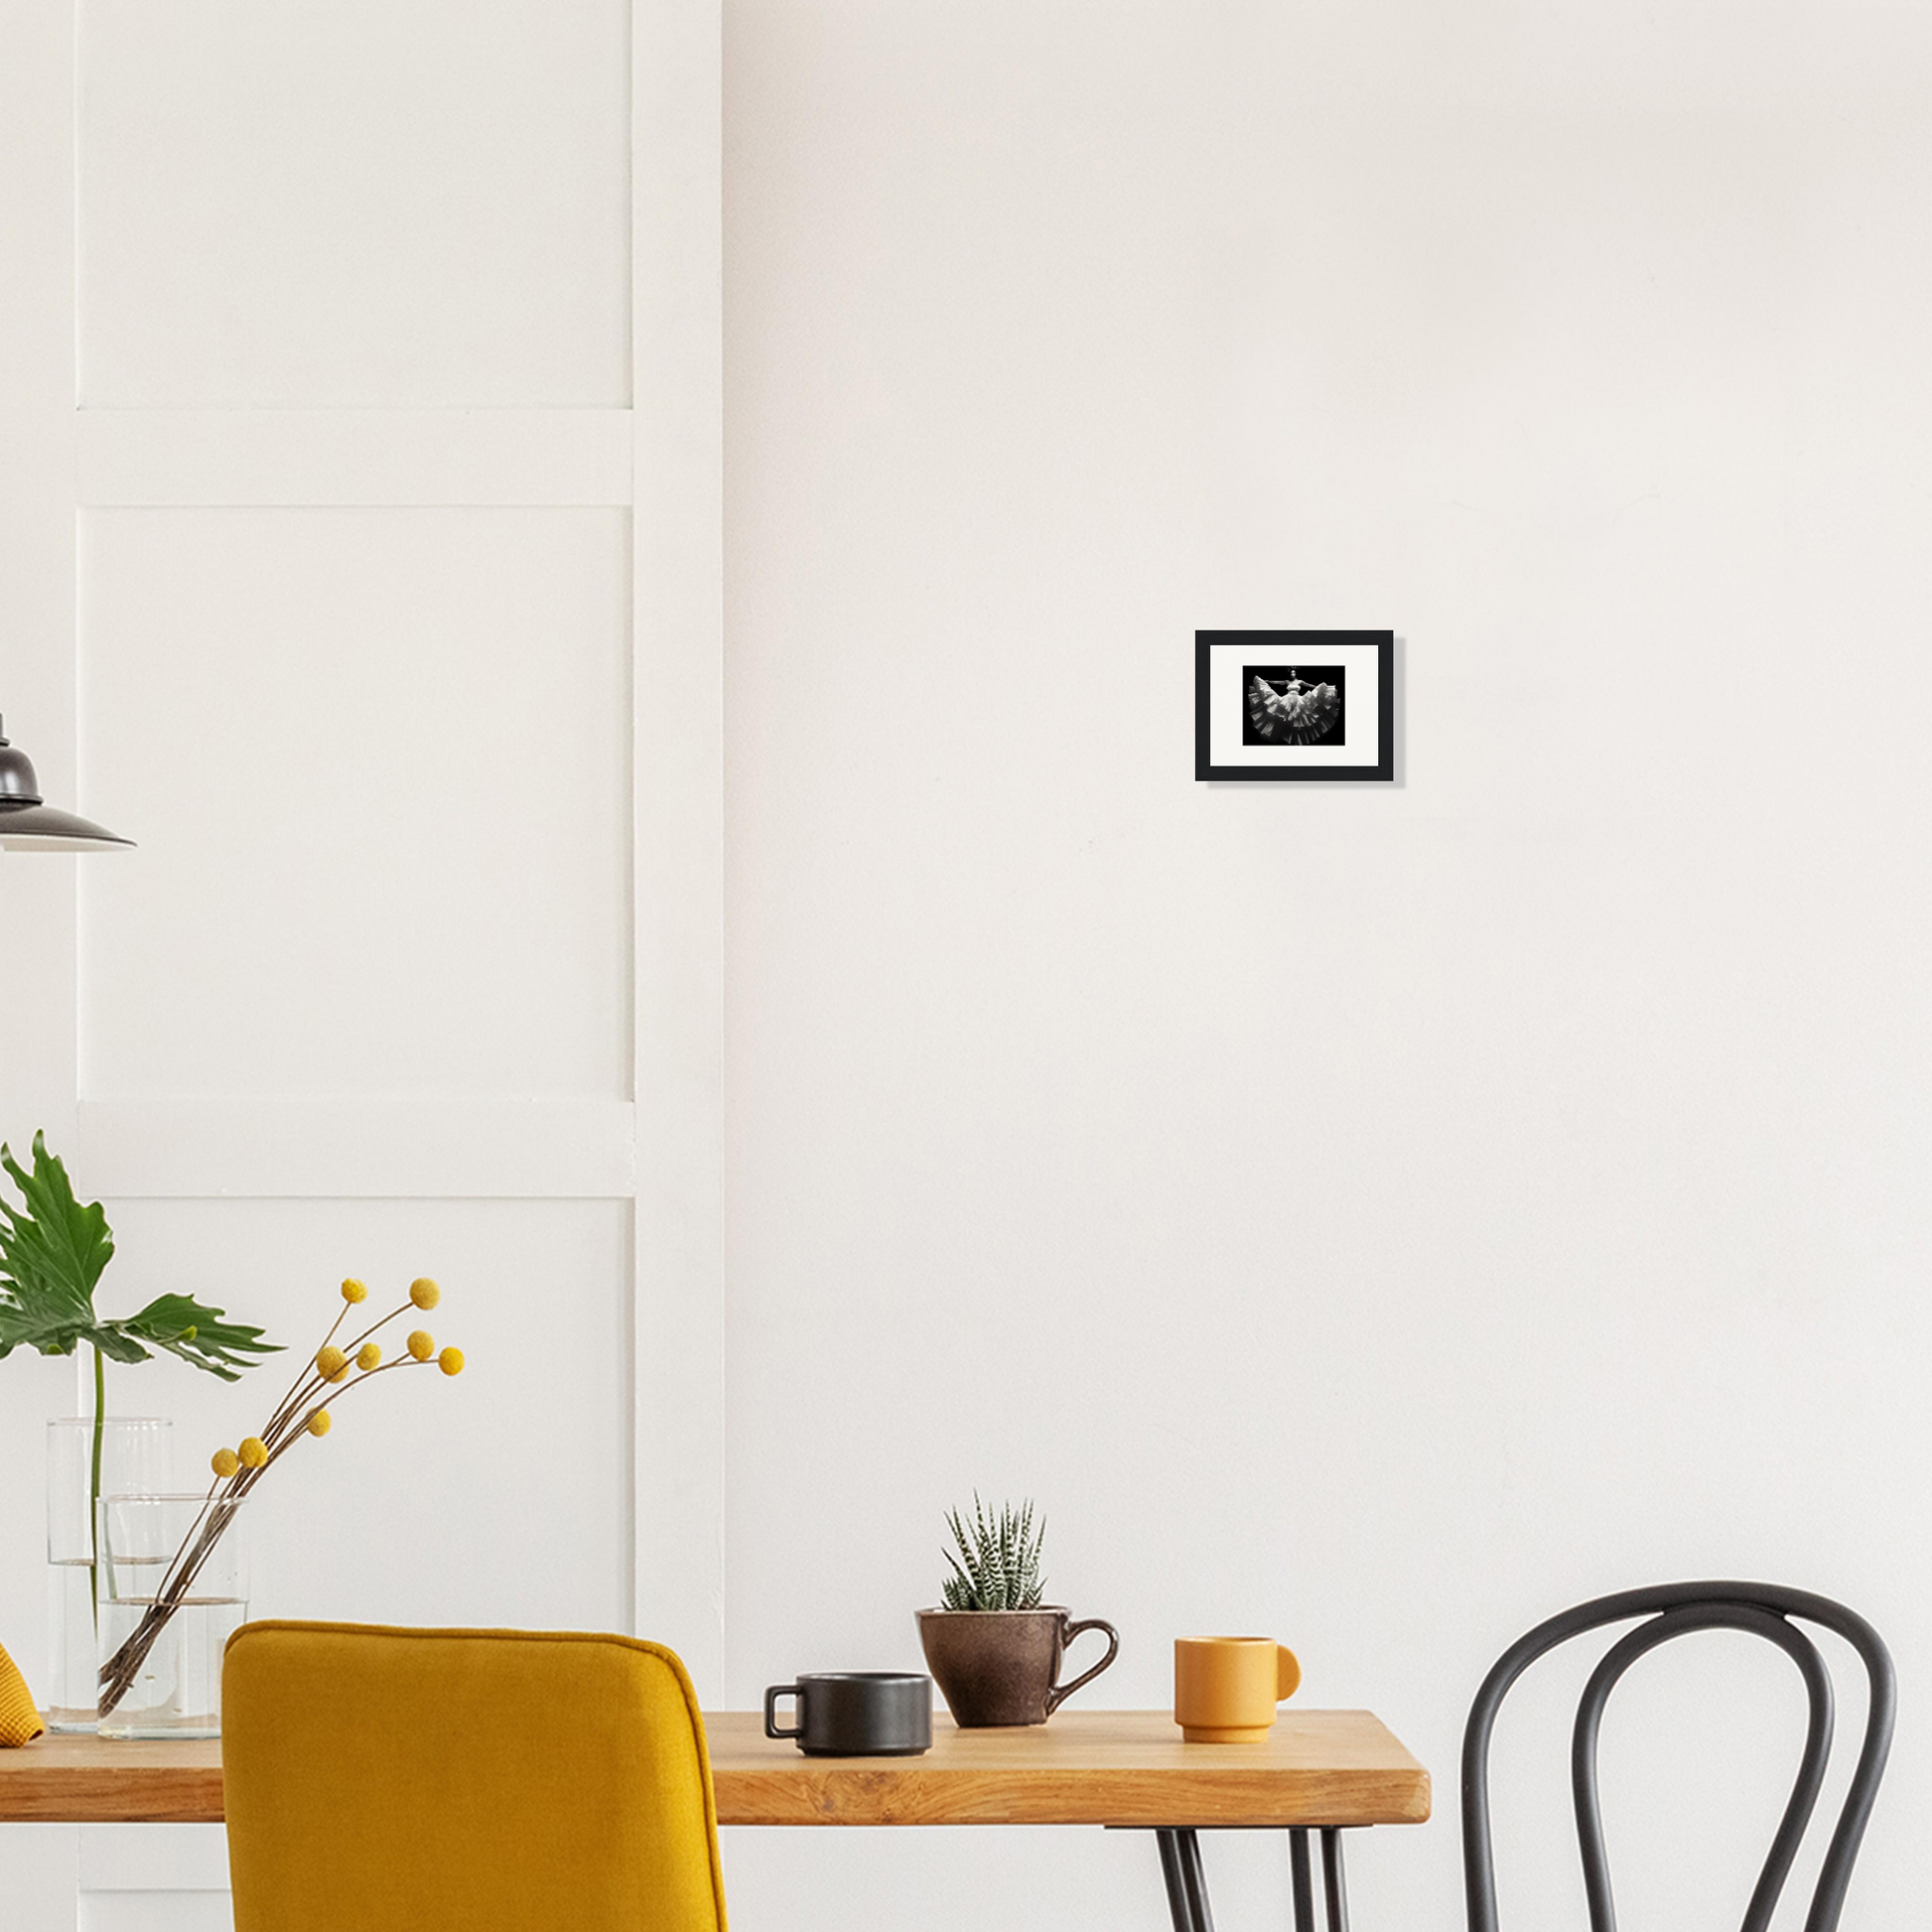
[915,1606,1120,1726]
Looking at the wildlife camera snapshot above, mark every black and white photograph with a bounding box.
[1196,630,1394,781]
[1243,665,1345,747]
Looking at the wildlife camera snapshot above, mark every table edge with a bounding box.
[0,1708,1433,1830]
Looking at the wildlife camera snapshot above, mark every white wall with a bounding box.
[721,4,1931,1929]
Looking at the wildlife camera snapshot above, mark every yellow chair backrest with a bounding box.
[223,1620,729,1932]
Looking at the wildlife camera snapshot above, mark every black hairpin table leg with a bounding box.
[1289,1829,1316,1932]
[1156,1829,1216,1932]
[1154,1823,1351,1932]
[1319,1830,1349,1932]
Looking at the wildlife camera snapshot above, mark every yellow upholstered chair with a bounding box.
[223,1621,728,1932]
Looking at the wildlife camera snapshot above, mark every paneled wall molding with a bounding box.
[74,1098,636,1200]
[7,6,727,1923]
[630,0,727,1696]
[76,408,636,507]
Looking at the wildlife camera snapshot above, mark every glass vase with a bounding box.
[45,1417,172,1732]
[96,1490,248,1739]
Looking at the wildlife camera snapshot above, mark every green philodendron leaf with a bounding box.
[86,1325,157,1366]
[0,1132,113,1347]
[116,1294,281,1382]
[0,1133,279,1379]
[0,1303,86,1358]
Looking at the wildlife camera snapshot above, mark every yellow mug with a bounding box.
[1173,1635,1302,1742]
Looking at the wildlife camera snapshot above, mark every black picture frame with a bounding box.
[1194,630,1394,782]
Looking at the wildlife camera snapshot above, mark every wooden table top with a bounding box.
[0,1709,1430,1830]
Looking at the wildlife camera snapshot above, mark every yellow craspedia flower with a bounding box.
[308,1411,332,1438]
[407,1329,435,1362]
[438,1347,465,1377]
[409,1278,441,1311]
[341,1278,368,1304]
[210,1448,240,1479]
[239,1437,269,1470]
[317,1344,348,1378]
[356,1342,382,1371]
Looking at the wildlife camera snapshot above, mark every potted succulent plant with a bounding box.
[915,1496,1119,1727]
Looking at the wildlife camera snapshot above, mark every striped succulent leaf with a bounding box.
[940,1493,1046,1611]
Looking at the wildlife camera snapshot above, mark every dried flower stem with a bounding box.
[96,1285,458,1720]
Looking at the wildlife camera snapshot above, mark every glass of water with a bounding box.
[45,1417,172,1732]
[95,1490,248,1739]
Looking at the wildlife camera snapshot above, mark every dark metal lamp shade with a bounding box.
[0,716,134,852]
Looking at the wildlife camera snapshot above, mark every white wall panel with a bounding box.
[76,506,631,1101]
[79,1826,227,1891]
[78,1895,228,1932]
[78,0,631,408]
[5,1829,78,1932]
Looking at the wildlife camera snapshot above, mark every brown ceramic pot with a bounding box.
[915,1606,1120,1727]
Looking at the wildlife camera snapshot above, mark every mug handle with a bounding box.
[1045,1617,1121,1715]
[763,1683,803,1739]
[1277,1644,1302,1701]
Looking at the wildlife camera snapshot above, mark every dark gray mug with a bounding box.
[763,1672,933,1755]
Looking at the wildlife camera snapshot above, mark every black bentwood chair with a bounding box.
[1461,1582,1895,1932]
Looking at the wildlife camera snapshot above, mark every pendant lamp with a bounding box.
[0,715,134,851]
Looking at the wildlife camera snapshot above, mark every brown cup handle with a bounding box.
[1045,1616,1120,1714]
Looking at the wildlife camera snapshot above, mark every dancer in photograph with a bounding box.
[1247,671,1340,745]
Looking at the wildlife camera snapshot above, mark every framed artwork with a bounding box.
[1194,630,1394,782]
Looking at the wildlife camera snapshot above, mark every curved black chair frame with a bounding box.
[1462,1582,1895,1932]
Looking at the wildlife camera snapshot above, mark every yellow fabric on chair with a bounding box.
[0,1638,46,1746]
[222,1621,729,1932]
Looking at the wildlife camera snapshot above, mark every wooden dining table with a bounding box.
[0,1708,1431,1932]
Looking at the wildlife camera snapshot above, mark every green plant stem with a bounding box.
[89,1343,104,1626]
